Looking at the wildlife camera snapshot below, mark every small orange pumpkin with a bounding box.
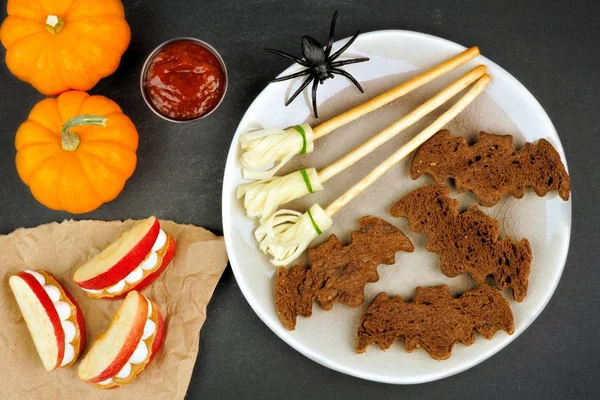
[0,0,130,95]
[15,91,138,214]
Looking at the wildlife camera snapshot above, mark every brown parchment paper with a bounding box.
[0,219,228,400]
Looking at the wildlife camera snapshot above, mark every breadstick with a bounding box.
[325,74,492,216]
[312,46,480,139]
[317,64,486,183]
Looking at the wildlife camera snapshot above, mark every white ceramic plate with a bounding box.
[222,30,571,384]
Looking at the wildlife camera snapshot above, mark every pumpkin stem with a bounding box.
[45,15,65,35]
[61,115,108,152]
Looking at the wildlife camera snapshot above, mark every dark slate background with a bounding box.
[1,0,598,398]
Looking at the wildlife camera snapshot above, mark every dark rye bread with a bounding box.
[275,216,414,330]
[411,130,571,207]
[356,285,514,360]
[391,184,532,301]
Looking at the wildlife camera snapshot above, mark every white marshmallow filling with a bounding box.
[83,229,169,296]
[96,298,157,386]
[23,270,78,367]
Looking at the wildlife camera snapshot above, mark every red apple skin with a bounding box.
[149,301,166,363]
[40,271,86,358]
[76,218,160,290]
[88,292,149,384]
[61,281,87,355]
[15,271,65,370]
[111,236,177,300]
[92,299,165,389]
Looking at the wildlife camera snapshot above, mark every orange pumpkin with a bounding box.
[0,0,130,95]
[15,91,138,214]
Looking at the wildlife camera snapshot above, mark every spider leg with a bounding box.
[331,67,364,93]
[265,48,309,67]
[328,30,360,62]
[270,69,312,83]
[311,77,320,118]
[285,74,315,106]
[324,11,338,58]
[330,57,370,67]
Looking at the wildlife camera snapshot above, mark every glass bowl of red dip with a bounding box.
[141,37,227,122]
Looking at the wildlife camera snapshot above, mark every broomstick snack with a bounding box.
[256,75,491,266]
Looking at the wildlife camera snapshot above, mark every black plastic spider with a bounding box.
[265,11,369,118]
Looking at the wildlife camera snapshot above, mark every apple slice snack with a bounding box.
[78,291,166,389]
[9,270,86,371]
[74,216,177,299]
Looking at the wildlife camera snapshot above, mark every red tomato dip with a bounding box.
[144,40,226,120]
